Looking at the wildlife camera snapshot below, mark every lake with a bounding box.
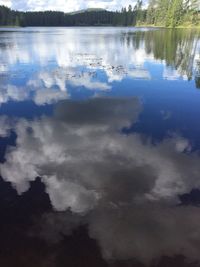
[0,27,200,267]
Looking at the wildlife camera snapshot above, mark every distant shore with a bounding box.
[0,25,200,29]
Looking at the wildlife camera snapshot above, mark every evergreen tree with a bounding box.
[146,0,157,25]
[0,2,199,28]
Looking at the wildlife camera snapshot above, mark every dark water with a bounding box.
[0,27,200,267]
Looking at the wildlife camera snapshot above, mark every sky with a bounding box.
[0,0,148,12]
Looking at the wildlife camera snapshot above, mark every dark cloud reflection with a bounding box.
[0,97,200,266]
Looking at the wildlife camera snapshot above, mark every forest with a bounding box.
[0,0,199,27]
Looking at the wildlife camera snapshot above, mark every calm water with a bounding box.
[0,27,200,267]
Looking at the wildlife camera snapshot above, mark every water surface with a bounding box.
[0,27,200,267]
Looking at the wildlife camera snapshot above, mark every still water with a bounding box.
[0,27,200,267]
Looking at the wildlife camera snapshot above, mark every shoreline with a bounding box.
[136,24,200,29]
[0,25,200,29]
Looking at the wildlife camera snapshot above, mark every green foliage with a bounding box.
[0,5,146,27]
[0,1,199,27]
[146,0,200,27]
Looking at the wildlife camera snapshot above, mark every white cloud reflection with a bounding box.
[1,28,199,107]
[0,28,200,266]
[1,97,200,264]
[0,28,155,105]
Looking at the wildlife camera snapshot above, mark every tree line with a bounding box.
[146,0,200,27]
[0,0,199,27]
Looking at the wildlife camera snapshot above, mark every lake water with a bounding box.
[0,27,200,267]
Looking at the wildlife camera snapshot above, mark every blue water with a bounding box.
[0,27,200,266]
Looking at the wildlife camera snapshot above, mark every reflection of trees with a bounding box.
[144,30,200,81]
[195,60,200,89]
[123,30,200,86]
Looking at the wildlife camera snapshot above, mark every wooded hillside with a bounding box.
[0,0,199,27]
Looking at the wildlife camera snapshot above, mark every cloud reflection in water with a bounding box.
[1,97,200,265]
